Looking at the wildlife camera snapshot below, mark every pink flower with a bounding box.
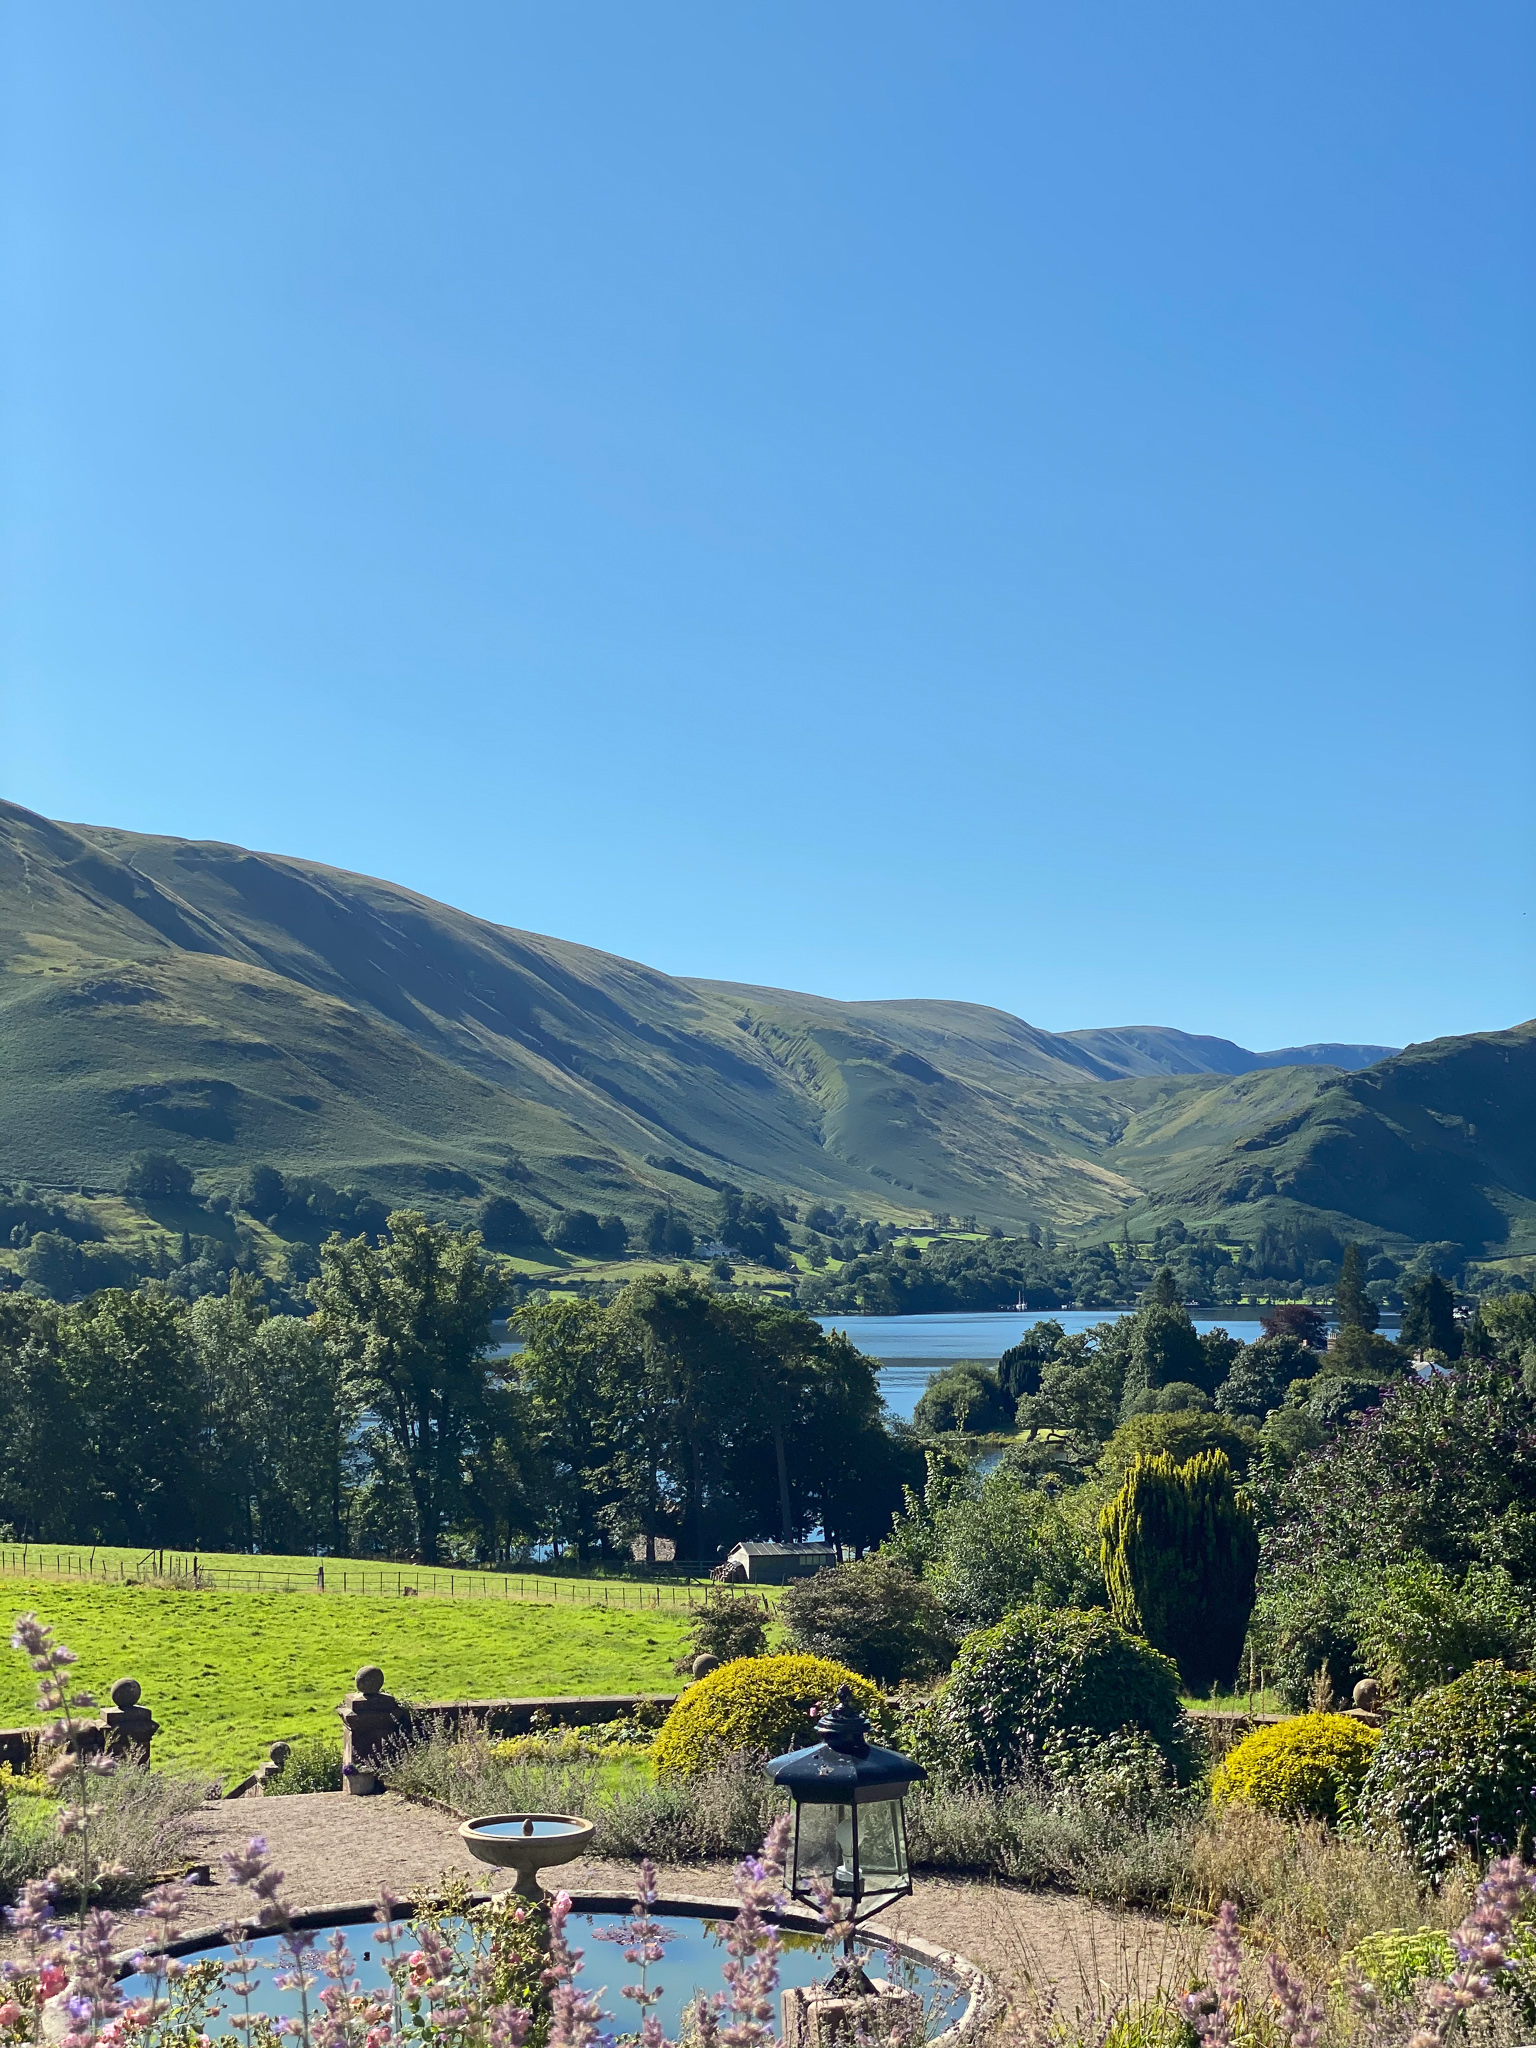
[39,1965,67,1998]
[0,2001,22,2027]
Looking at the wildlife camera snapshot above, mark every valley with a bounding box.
[2,798,1531,1274]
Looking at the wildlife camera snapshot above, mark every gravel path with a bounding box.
[18,1795,1204,2027]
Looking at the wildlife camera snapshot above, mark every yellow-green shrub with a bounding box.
[1211,1713,1379,1824]
[1338,1922,1536,2003]
[1337,1927,1454,2002]
[652,1655,884,1777]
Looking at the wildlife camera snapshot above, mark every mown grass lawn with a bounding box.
[0,1579,691,1785]
[1180,1686,1286,1715]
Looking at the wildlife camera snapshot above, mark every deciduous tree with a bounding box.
[311,1210,501,1562]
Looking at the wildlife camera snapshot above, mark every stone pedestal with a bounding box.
[781,1980,923,2048]
[102,1678,159,1765]
[1345,1678,1387,1729]
[254,1740,291,1793]
[223,1741,292,1801]
[337,1664,403,1794]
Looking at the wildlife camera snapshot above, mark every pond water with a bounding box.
[118,1914,964,2042]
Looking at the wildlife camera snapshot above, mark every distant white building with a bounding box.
[721,1540,837,1583]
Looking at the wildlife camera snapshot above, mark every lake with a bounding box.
[817,1308,1386,1420]
[496,1303,1391,1423]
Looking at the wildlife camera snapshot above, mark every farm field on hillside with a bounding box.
[0,1579,691,1783]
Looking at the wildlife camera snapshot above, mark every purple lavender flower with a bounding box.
[1180,1901,1243,2048]
[594,1855,676,2022]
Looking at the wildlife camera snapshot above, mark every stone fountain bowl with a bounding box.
[459,1813,597,1896]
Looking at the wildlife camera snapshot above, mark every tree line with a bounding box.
[798,1215,1470,1316]
[0,1212,916,1562]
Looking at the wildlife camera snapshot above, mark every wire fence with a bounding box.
[0,1548,771,1612]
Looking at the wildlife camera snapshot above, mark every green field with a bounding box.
[0,1579,692,1784]
[0,1544,762,1602]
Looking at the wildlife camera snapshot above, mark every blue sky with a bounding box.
[2,2,1532,1052]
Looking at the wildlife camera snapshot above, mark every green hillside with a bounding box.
[1133,1022,1536,1256]
[2,799,1529,1265]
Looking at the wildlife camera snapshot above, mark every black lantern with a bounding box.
[765,1685,926,1963]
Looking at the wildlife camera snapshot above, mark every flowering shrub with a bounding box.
[651,1654,883,1777]
[1358,1661,1536,1874]
[1341,1916,1536,2011]
[491,1728,651,1768]
[1181,1858,1536,2048]
[1339,1927,1457,2002]
[910,1604,1187,1785]
[7,1612,127,1913]
[1209,1714,1379,1825]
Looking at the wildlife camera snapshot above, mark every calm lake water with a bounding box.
[817,1309,1396,1421]
[496,1306,1395,1424]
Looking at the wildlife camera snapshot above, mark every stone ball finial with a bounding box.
[269,1741,291,1765]
[1353,1678,1381,1711]
[355,1665,385,1696]
[111,1678,142,1710]
[692,1653,722,1679]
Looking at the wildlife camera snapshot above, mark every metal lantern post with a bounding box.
[765,1685,927,1991]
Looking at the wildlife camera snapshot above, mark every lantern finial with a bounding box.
[814,1685,871,1757]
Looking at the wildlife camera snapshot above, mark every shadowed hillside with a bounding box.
[1135,1022,1536,1253]
[2,799,1525,1258]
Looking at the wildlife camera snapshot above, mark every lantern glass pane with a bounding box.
[856,1797,907,1893]
[792,1801,858,1897]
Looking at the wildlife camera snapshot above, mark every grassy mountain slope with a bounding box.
[2,804,882,1223]
[1,800,1526,1255]
[1136,1022,1536,1254]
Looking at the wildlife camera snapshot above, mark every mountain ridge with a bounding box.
[681,981,1394,1083]
[2,798,1527,1258]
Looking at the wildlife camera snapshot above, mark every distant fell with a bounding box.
[1058,1024,1397,1077]
[1139,1021,1536,1252]
[1253,1042,1400,1070]
[0,799,1522,1259]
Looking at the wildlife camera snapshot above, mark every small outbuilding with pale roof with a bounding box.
[721,1540,838,1583]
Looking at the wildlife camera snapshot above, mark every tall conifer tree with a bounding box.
[1335,1242,1378,1332]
